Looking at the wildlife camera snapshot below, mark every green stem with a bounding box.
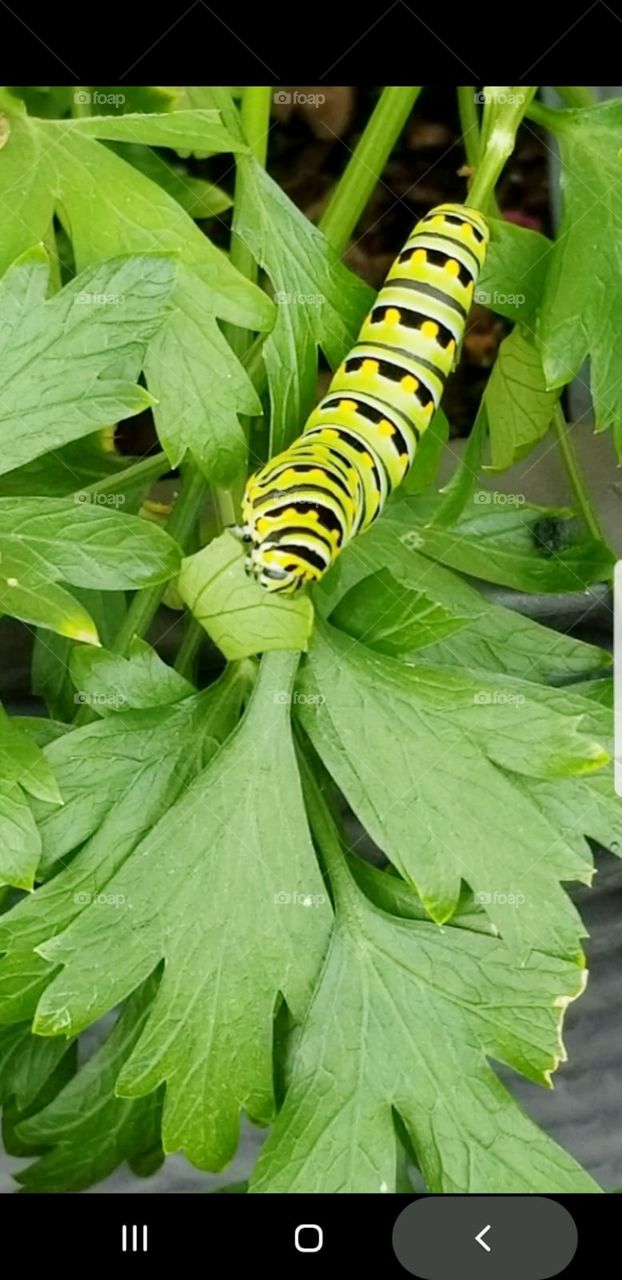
[467,87,538,212]
[174,614,204,681]
[71,88,92,119]
[430,402,488,528]
[229,86,272,289]
[525,99,568,132]
[457,89,500,216]
[43,221,62,294]
[554,86,595,109]
[295,726,353,910]
[112,465,206,654]
[225,86,272,362]
[83,452,171,498]
[457,86,481,168]
[319,86,422,254]
[552,404,604,542]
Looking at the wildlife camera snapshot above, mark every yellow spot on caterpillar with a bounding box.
[361,453,374,468]
[412,249,427,265]
[447,339,456,357]
[362,359,379,375]
[431,215,444,227]
[378,419,394,436]
[421,320,439,340]
[401,375,419,393]
[321,428,339,441]
[339,399,357,413]
[385,307,401,326]
[445,259,460,277]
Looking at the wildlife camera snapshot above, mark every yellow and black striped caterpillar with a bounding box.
[240,203,489,593]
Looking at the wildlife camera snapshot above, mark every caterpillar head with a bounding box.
[233,521,311,595]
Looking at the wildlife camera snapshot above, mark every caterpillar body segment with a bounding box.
[241,203,489,593]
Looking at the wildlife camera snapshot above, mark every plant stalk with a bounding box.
[554,86,595,109]
[551,405,605,542]
[319,86,422,254]
[467,87,538,212]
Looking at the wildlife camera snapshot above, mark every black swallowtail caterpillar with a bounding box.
[240,202,490,593]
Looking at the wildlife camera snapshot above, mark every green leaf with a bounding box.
[34,667,245,881]
[0,950,57,1026]
[0,777,41,891]
[476,217,551,320]
[178,531,314,661]
[15,976,165,1192]
[69,638,195,715]
[0,546,100,643]
[537,100,622,454]
[62,109,248,156]
[32,588,127,719]
[314,515,611,682]
[0,668,248,1030]
[389,493,616,593]
[233,156,374,452]
[296,621,605,954]
[13,718,70,748]
[0,705,60,804]
[91,86,180,116]
[330,568,471,655]
[42,119,274,476]
[483,327,559,470]
[144,266,260,483]
[0,706,61,890]
[109,143,232,220]
[432,402,488,528]
[0,94,55,275]
[0,1021,74,1112]
[512,681,622,865]
[0,496,180,590]
[251,853,598,1193]
[5,85,74,119]
[6,654,332,1171]
[401,408,449,495]
[0,428,145,499]
[0,250,174,476]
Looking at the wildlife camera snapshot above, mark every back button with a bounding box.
[392,1196,577,1279]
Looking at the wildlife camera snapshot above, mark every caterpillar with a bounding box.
[240,202,489,593]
